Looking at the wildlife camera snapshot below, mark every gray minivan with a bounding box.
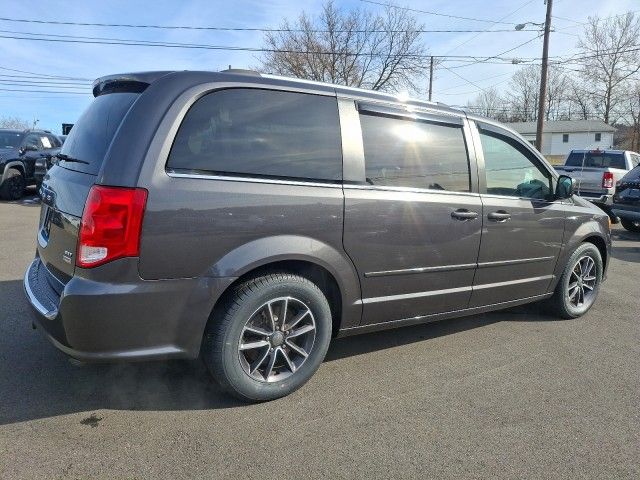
[25,70,611,401]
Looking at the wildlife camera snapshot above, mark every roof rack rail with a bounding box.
[219,68,261,77]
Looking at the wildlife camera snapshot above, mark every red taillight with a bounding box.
[602,172,614,189]
[77,185,147,268]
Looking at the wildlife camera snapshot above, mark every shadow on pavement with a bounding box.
[611,228,640,242]
[0,276,554,425]
[611,245,640,263]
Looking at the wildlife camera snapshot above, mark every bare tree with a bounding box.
[465,87,509,121]
[545,67,570,120]
[619,82,640,151]
[566,79,592,120]
[0,116,30,129]
[504,65,570,121]
[506,65,541,122]
[577,12,640,124]
[259,1,430,93]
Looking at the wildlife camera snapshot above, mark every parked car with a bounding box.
[612,164,640,232]
[0,128,62,199]
[33,135,66,188]
[555,149,640,219]
[33,146,62,189]
[24,70,611,401]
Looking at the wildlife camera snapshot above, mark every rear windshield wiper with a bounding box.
[55,153,90,165]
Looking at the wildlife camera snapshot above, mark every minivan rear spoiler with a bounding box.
[92,71,175,97]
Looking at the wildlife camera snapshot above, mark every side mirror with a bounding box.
[556,174,574,200]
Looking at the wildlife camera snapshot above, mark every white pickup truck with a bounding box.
[555,150,640,215]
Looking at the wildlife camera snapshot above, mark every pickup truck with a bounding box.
[555,149,640,217]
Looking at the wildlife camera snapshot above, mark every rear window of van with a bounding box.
[58,92,139,175]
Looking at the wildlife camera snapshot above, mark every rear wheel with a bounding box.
[203,272,332,401]
[547,243,603,319]
[0,168,26,200]
[620,218,640,233]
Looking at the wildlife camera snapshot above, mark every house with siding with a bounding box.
[504,120,616,164]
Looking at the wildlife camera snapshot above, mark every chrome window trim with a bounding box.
[343,183,480,197]
[357,101,464,125]
[358,274,554,305]
[477,256,555,268]
[479,193,564,204]
[365,263,476,278]
[166,170,343,189]
[364,256,555,278]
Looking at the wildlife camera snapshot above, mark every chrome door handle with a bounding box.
[487,210,511,222]
[451,209,479,220]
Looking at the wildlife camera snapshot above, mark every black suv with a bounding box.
[24,71,611,401]
[0,129,62,199]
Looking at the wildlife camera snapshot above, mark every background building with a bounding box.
[505,120,616,164]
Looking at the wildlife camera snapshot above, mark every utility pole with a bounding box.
[428,56,434,101]
[535,0,553,152]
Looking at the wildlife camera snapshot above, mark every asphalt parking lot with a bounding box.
[1,194,639,479]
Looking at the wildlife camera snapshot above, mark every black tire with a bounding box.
[203,272,333,401]
[547,243,603,319]
[620,218,640,233]
[0,168,26,200]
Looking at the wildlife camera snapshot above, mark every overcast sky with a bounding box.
[0,0,637,133]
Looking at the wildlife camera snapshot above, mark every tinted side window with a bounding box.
[480,130,552,200]
[167,89,342,182]
[359,113,470,192]
[23,134,42,149]
[45,134,60,148]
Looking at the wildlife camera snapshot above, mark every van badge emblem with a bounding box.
[63,250,73,264]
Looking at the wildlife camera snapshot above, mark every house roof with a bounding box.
[504,120,616,135]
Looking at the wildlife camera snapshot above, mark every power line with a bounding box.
[359,0,518,25]
[0,28,548,61]
[443,0,538,55]
[0,16,540,34]
[551,10,640,29]
[0,76,89,85]
[0,81,88,90]
[0,65,91,81]
[0,87,88,94]
[447,33,543,69]
[438,71,514,93]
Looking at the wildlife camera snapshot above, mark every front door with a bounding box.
[342,103,482,326]
[469,122,566,307]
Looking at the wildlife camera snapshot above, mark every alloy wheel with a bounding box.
[238,296,316,383]
[567,255,597,308]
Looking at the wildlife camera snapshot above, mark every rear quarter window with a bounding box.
[59,92,139,175]
[167,88,342,182]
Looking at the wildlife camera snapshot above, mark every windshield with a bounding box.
[565,151,626,169]
[0,131,23,148]
[59,92,139,174]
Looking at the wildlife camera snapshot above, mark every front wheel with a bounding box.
[620,218,640,233]
[0,168,26,200]
[548,243,603,319]
[203,273,333,401]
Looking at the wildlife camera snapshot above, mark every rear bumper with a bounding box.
[23,257,236,362]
